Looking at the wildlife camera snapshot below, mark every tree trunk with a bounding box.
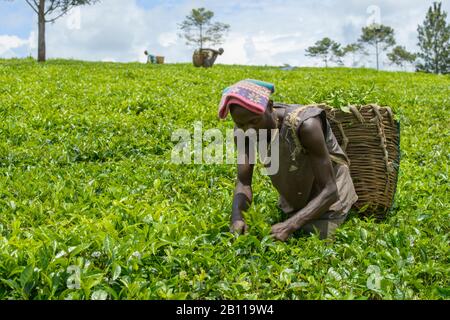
[375,41,379,71]
[434,45,439,74]
[38,0,46,62]
[199,24,203,51]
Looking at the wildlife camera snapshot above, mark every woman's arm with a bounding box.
[271,116,338,241]
[230,138,255,234]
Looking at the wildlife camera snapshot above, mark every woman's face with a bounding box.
[230,102,276,131]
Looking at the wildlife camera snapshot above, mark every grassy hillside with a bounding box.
[0,58,448,299]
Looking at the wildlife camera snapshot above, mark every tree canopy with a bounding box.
[417,1,450,74]
[306,37,343,67]
[358,24,396,70]
[178,8,230,50]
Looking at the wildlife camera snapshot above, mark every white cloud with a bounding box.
[0,0,448,69]
[0,35,29,57]
[158,32,178,48]
[220,33,248,65]
[38,0,195,63]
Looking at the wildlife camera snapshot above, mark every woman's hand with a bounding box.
[271,222,294,242]
[230,219,249,235]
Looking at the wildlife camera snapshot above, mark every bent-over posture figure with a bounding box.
[200,48,224,67]
[219,80,358,241]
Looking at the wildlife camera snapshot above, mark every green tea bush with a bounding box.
[0,59,448,299]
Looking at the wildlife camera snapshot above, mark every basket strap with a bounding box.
[371,105,394,199]
[350,105,365,123]
[285,106,307,161]
[327,116,349,152]
[286,105,350,166]
[329,154,349,166]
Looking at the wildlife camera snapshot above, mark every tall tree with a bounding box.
[342,43,364,67]
[358,24,396,70]
[387,46,417,69]
[305,37,343,67]
[178,8,230,51]
[20,0,99,62]
[387,46,417,67]
[417,2,450,74]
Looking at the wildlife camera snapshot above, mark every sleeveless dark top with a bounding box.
[268,103,357,215]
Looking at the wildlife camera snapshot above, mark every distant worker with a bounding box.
[200,48,224,68]
[144,50,156,64]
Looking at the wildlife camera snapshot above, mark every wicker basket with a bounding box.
[192,51,205,67]
[156,56,165,64]
[318,104,401,219]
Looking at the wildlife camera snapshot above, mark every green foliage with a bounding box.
[343,43,363,55]
[22,0,99,23]
[358,24,396,70]
[306,38,343,67]
[416,1,450,74]
[387,46,417,68]
[340,43,365,68]
[0,59,448,300]
[178,7,230,50]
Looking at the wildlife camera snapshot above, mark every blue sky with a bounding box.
[0,0,449,69]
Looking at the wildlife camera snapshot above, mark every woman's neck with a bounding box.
[274,108,287,128]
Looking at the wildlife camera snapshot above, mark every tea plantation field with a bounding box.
[0,58,448,299]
